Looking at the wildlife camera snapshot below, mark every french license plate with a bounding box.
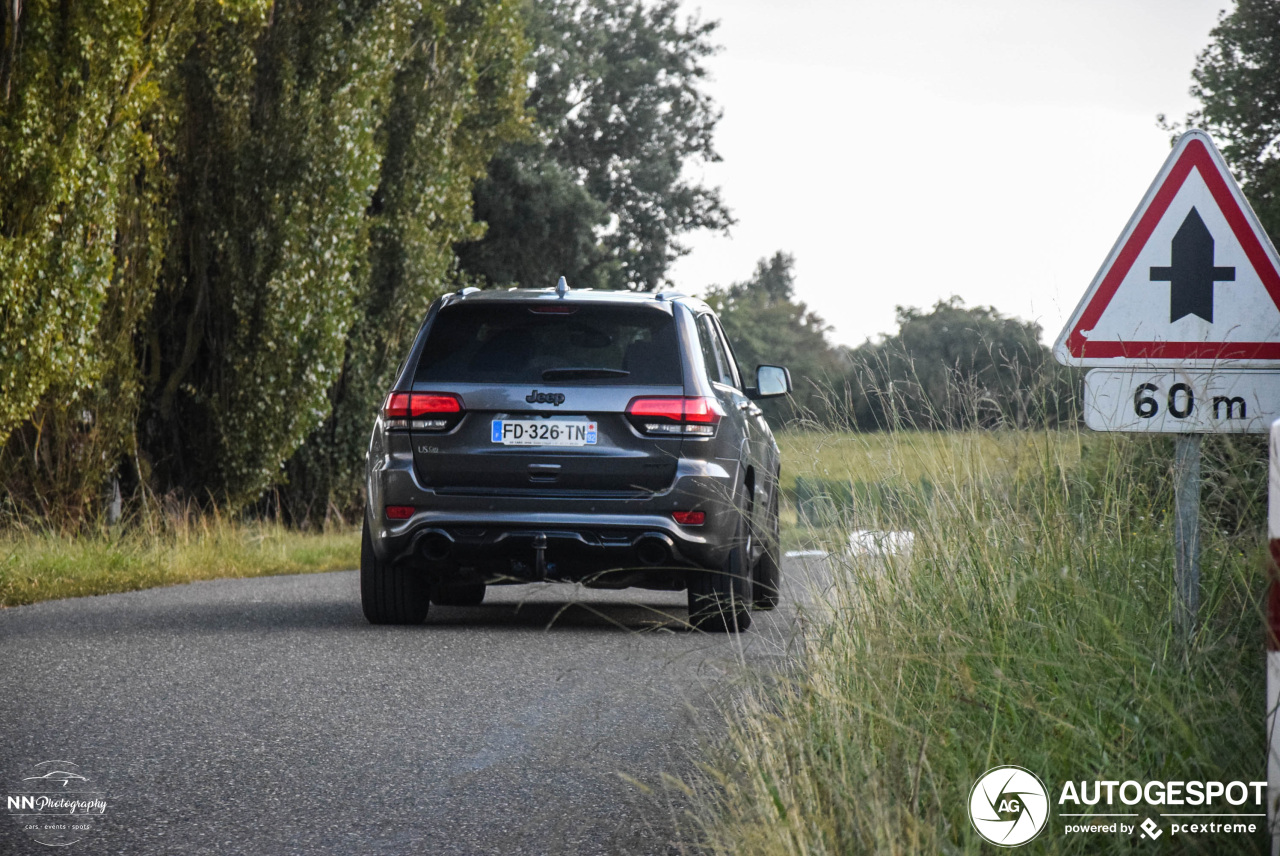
[491,419,598,446]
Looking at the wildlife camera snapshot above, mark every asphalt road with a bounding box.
[0,558,820,855]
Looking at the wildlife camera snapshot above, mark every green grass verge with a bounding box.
[774,429,1092,551]
[0,520,358,607]
[690,428,1267,854]
[775,428,1086,493]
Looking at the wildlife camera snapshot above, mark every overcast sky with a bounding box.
[667,0,1230,347]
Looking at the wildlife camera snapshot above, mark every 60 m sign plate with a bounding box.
[1083,369,1280,434]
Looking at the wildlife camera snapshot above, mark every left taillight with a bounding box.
[381,392,463,431]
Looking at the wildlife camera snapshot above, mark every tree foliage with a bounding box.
[0,0,195,520]
[705,252,844,421]
[142,0,409,508]
[700,259,1073,431]
[0,0,185,448]
[282,2,528,522]
[456,144,610,291]
[1181,0,1280,239]
[457,0,732,292]
[0,0,527,523]
[841,298,1075,431]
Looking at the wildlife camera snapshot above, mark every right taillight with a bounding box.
[382,392,464,431]
[625,396,722,437]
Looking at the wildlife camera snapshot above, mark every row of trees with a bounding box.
[1,0,529,525]
[711,255,1074,431]
[0,0,729,526]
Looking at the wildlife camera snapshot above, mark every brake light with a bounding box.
[385,505,416,520]
[381,392,463,430]
[410,394,462,415]
[625,396,722,436]
[672,510,705,526]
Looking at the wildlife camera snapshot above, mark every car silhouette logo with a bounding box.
[22,770,89,787]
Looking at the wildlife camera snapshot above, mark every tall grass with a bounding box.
[690,427,1267,854]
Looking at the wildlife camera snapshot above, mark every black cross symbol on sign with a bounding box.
[1149,207,1235,323]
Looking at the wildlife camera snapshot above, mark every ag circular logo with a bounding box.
[969,765,1049,847]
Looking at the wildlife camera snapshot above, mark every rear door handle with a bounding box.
[528,463,560,483]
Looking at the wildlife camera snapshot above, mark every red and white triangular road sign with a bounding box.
[1054,129,1280,367]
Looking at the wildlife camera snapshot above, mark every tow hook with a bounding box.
[532,533,548,580]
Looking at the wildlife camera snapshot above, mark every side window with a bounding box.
[709,316,743,389]
[697,315,737,388]
[695,315,722,383]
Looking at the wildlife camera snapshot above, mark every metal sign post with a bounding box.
[1173,434,1201,636]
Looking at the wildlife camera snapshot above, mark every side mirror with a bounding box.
[752,365,791,399]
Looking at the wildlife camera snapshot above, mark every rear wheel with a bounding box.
[360,516,430,624]
[753,486,782,610]
[688,517,752,633]
[431,583,486,607]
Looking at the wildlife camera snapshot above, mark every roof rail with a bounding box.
[457,286,481,297]
[654,290,687,301]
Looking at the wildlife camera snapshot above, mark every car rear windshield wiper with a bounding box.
[541,368,631,380]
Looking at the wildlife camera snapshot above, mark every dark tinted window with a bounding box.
[709,316,742,388]
[697,314,736,388]
[415,303,682,385]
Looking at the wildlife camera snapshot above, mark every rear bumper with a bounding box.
[371,508,728,582]
[391,518,701,586]
[366,429,741,580]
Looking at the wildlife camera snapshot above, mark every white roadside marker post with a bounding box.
[1267,417,1280,855]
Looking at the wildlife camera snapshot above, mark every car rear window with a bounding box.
[415,303,682,386]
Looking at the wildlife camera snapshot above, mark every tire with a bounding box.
[431,583,486,607]
[360,516,430,624]
[688,515,752,633]
[753,485,782,610]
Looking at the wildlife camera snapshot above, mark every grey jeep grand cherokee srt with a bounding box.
[361,282,791,632]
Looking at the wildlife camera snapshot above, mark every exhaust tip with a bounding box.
[421,532,453,562]
[635,535,671,567]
